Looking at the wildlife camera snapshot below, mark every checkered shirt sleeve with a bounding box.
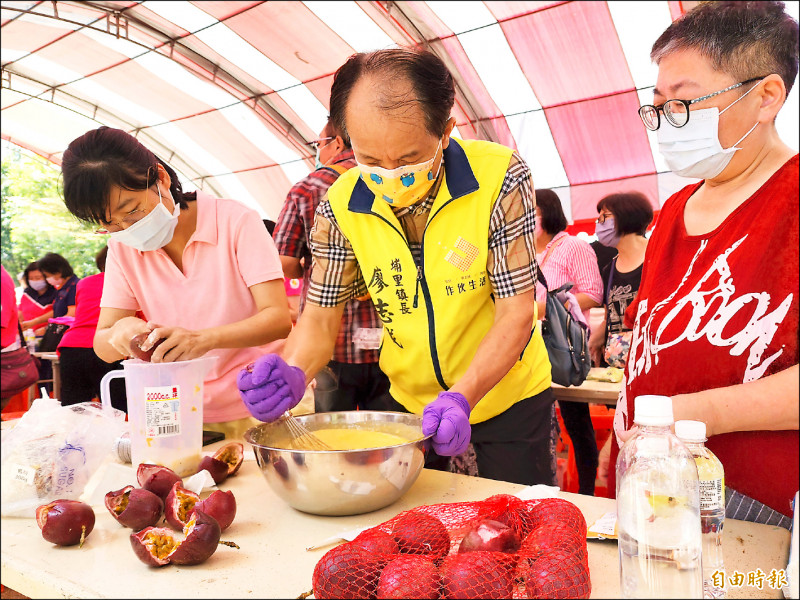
[273,168,339,261]
[487,152,538,298]
[305,198,368,307]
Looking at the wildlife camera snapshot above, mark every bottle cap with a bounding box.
[633,395,674,426]
[675,420,707,441]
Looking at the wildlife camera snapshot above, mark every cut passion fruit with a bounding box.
[197,455,229,485]
[212,442,244,477]
[104,485,164,530]
[192,490,237,531]
[130,511,223,567]
[164,481,200,530]
[136,463,182,502]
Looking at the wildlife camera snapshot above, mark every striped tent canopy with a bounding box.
[2,0,798,233]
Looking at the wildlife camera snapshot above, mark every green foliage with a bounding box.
[1,145,107,281]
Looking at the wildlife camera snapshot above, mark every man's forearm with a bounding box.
[282,303,344,384]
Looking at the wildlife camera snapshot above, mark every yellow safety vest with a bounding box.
[327,138,551,423]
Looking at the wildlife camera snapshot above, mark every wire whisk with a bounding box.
[244,363,331,450]
[280,410,332,450]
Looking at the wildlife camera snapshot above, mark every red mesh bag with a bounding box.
[516,549,591,599]
[312,544,388,599]
[526,498,587,534]
[311,494,591,600]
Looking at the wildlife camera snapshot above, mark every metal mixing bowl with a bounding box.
[244,411,431,516]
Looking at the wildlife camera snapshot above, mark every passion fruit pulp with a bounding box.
[164,481,200,530]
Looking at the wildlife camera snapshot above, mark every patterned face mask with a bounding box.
[357,140,442,209]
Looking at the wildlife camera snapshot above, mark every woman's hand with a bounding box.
[107,317,152,357]
[146,324,216,363]
[589,337,604,367]
[588,316,606,367]
[617,425,639,444]
[21,319,37,331]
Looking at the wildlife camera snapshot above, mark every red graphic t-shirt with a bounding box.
[612,154,799,517]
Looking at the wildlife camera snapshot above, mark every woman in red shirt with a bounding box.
[57,247,127,412]
[18,261,57,336]
[613,0,798,527]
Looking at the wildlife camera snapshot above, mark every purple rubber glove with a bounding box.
[422,391,471,456]
[237,354,306,422]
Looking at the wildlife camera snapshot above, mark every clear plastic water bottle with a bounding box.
[616,395,703,599]
[676,420,726,599]
[24,328,37,353]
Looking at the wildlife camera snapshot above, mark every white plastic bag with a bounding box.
[1,398,127,517]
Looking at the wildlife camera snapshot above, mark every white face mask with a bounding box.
[657,82,759,179]
[29,279,47,291]
[109,184,180,251]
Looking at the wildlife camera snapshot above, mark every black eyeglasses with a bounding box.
[595,211,613,224]
[638,77,766,131]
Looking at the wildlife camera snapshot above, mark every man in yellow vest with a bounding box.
[239,48,556,485]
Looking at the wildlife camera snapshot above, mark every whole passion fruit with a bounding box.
[128,333,166,362]
[36,499,95,547]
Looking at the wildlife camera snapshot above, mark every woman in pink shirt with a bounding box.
[60,127,292,440]
[534,188,603,496]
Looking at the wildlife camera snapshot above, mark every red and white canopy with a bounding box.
[2,1,797,232]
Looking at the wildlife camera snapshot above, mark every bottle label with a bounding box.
[144,385,181,438]
[699,477,724,510]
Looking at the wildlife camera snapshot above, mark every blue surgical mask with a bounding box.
[314,146,324,170]
[595,217,621,247]
[315,138,335,170]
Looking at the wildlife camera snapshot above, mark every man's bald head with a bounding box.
[329,48,455,145]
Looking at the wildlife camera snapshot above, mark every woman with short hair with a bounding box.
[588,191,654,370]
[614,0,799,528]
[35,252,79,320]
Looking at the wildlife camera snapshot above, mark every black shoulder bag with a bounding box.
[536,254,592,387]
[1,322,40,404]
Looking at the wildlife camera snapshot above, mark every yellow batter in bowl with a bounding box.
[289,428,411,450]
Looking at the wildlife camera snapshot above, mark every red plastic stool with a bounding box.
[1,387,31,417]
[555,405,579,494]
[590,405,615,497]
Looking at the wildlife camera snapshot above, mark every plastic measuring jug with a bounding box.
[100,356,216,477]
